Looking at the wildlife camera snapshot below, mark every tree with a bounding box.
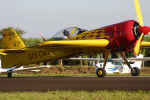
[24,38,43,47]
[0,27,26,36]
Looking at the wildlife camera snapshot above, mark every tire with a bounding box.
[131,67,140,76]
[96,68,106,78]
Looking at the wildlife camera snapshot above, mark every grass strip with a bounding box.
[0,90,149,100]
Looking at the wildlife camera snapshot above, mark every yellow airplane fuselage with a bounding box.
[1,46,107,68]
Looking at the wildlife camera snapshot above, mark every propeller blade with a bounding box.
[135,0,150,35]
[134,0,144,26]
[133,0,145,56]
[133,33,143,56]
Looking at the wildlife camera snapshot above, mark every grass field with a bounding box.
[1,66,150,77]
[0,66,150,100]
[0,91,150,100]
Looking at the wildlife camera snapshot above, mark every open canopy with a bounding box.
[52,27,87,40]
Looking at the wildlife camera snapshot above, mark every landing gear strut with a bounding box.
[96,51,109,78]
[8,72,12,78]
[121,52,140,76]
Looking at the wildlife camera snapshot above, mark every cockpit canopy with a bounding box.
[52,27,87,40]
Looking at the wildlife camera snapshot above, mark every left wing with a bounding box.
[39,39,109,48]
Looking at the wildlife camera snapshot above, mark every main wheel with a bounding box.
[96,68,106,78]
[131,67,140,76]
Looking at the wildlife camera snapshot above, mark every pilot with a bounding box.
[63,29,70,39]
[62,27,87,39]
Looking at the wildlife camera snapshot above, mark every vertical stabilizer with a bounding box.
[1,28,26,49]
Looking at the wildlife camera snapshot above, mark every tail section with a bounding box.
[1,28,26,49]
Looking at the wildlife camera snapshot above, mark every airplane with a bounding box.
[0,0,150,78]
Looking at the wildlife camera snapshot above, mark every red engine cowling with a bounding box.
[100,20,139,52]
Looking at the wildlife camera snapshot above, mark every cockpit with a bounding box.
[52,27,87,40]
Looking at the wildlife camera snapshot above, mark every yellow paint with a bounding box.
[133,0,144,56]
[98,70,103,75]
[134,33,144,56]
[0,29,109,68]
[141,41,150,47]
[0,28,111,68]
[134,0,144,26]
[70,27,78,37]
[40,39,109,48]
[1,46,108,68]
[1,28,26,49]
[70,28,111,40]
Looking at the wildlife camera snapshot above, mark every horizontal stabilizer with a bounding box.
[0,49,25,54]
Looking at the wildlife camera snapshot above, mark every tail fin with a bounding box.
[1,28,26,49]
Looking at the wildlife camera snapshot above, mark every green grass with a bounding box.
[0,91,149,100]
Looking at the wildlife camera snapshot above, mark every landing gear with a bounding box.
[96,68,106,77]
[131,67,140,76]
[96,51,109,78]
[121,52,140,76]
[8,72,12,78]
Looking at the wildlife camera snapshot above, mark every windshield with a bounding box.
[52,27,87,40]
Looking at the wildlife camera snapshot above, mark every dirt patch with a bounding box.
[0,77,150,91]
[18,66,96,75]
[39,66,96,74]
[141,67,150,74]
[18,66,150,75]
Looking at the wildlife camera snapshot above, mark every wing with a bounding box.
[0,39,109,55]
[141,41,150,48]
[39,39,109,48]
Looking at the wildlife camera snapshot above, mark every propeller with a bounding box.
[133,0,150,56]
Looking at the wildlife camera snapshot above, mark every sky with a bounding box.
[0,0,150,38]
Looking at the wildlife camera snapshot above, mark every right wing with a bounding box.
[141,41,150,48]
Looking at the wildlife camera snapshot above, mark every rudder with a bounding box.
[1,28,26,49]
